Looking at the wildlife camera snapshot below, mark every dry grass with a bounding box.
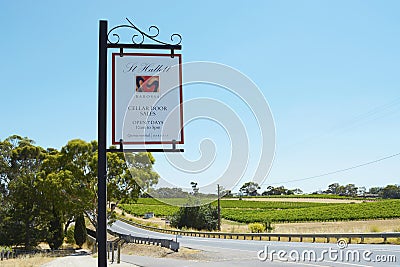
[220,217,400,238]
[120,243,208,261]
[0,254,53,267]
[272,218,400,234]
[221,219,249,233]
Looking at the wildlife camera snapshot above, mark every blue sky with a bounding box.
[1,0,399,193]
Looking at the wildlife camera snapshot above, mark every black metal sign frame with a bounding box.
[97,18,182,267]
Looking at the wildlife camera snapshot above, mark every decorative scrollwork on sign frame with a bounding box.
[107,18,182,45]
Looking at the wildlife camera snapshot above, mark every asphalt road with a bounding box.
[109,220,400,267]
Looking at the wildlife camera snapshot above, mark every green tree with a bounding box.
[369,187,383,195]
[170,201,218,231]
[124,152,159,196]
[381,184,400,199]
[37,147,85,244]
[239,182,260,196]
[46,209,64,250]
[57,140,96,228]
[262,186,294,195]
[326,183,340,194]
[1,136,48,248]
[106,151,141,205]
[59,140,159,228]
[74,214,87,248]
[344,184,358,197]
[325,183,358,196]
[0,136,160,248]
[293,188,303,195]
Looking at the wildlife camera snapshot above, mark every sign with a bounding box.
[112,53,183,144]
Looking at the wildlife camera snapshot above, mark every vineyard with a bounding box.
[222,200,400,223]
[241,194,370,200]
[120,203,178,217]
[213,200,331,209]
[119,198,400,223]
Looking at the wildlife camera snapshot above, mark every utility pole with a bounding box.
[217,184,221,231]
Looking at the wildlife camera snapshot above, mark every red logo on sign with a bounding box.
[136,76,160,92]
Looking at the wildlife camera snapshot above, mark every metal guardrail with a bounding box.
[87,225,179,265]
[108,229,179,252]
[87,228,97,238]
[118,217,400,244]
[0,250,13,261]
[87,230,122,264]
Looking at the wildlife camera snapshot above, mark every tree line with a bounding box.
[317,183,400,198]
[238,181,400,198]
[0,135,159,249]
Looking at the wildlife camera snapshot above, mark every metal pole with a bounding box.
[111,242,114,263]
[97,20,108,267]
[217,184,221,231]
[117,241,121,264]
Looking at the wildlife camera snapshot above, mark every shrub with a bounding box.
[170,203,218,231]
[263,219,274,232]
[248,223,265,233]
[0,246,12,252]
[370,225,381,233]
[65,226,75,244]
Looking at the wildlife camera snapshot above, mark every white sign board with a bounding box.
[112,53,183,145]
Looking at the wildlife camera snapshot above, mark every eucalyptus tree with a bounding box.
[0,135,48,248]
[0,136,160,248]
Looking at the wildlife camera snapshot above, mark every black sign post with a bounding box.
[97,19,182,267]
[97,20,108,267]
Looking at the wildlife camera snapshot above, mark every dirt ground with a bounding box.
[0,255,53,267]
[120,243,212,261]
